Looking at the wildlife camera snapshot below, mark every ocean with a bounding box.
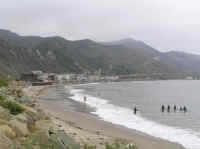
[66,80,200,149]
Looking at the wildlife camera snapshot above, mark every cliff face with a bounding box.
[1,29,200,75]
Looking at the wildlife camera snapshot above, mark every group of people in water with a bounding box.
[161,105,187,113]
[133,105,188,115]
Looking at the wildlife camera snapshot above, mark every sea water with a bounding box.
[66,80,200,149]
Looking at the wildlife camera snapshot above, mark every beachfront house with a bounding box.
[88,75,101,82]
[20,71,43,82]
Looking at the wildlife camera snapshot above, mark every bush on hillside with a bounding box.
[83,143,96,149]
[0,73,8,87]
[105,141,138,149]
[0,100,24,115]
[0,95,4,100]
[83,141,138,149]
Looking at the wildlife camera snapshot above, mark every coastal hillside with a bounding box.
[0,29,200,76]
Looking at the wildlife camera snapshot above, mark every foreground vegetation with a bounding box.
[0,73,8,87]
[0,74,81,149]
[0,73,138,149]
[83,140,138,149]
[0,100,24,115]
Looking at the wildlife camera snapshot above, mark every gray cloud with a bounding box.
[1,0,200,54]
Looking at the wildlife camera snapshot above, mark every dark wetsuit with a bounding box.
[173,105,177,112]
[167,105,170,112]
[183,106,187,113]
[134,107,137,114]
[161,105,165,112]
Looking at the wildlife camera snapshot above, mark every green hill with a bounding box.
[0,29,200,76]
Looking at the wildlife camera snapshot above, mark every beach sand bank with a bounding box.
[34,85,185,149]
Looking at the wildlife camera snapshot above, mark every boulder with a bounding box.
[0,134,14,149]
[0,107,11,121]
[55,130,80,149]
[35,120,53,131]
[9,119,29,137]
[13,113,28,123]
[0,119,9,126]
[25,108,49,122]
[18,130,63,149]
[0,125,16,139]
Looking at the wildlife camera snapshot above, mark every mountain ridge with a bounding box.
[0,29,200,77]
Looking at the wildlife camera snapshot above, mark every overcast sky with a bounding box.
[1,0,200,54]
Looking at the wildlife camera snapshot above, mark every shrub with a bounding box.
[0,95,4,100]
[83,143,96,149]
[105,141,138,149]
[83,141,137,149]
[125,144,138,149]
[0,73,8,87]
[0,100,24,115]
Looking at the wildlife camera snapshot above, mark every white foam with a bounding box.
[66,86,200,149]
[71,82,100,87]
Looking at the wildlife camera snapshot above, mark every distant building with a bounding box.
[20,71,43,82]
[88,75,100,82]
[185,76,193,80]
[104,76,119,81]
[77,74,88,82]
[32,71,43,75]
[48,73,56,81]
[56,74,78,82]
[20,71,56,83]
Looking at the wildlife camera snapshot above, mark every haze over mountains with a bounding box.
[0,29,200,76]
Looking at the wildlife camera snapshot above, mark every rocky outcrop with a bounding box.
[0,84,81,149]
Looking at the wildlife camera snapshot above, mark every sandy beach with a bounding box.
[32,85,185,149]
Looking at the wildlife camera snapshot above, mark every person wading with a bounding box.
[167,105,170,113]
[183,106,187,113]
[83,96,87,102]
[161,105,165,112]
[174,105,177,112]
[133,107,138,115]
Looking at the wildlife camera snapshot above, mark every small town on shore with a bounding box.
[20,70,199,86]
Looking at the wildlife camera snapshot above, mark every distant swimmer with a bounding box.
[133,107,138,114]
[183,106,187,113]
[167,105,170,112]
[161,105,165,112]
[83,96,87,102]
[173,105,177,112]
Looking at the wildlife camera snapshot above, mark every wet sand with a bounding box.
[37,85,185,149]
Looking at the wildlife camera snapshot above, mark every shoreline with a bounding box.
[33,84,185,149]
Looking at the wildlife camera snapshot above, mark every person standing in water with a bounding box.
[83,96,87,102]
[161,105,165,112]
[133,107,138,114]
[167,105,170,112]
[173,105,177,112]
[183,106,187,113]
